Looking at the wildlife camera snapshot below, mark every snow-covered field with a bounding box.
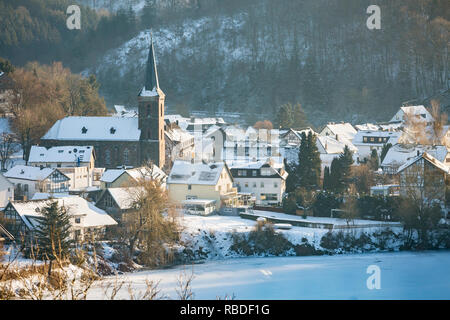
[89,251,450,299]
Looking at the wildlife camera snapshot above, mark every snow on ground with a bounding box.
[177,213,403,258]
[91,13,249,77]
[247,210,401,226]
[89,251,450,299]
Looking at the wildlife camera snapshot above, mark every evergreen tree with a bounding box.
[323,166,330,190]
[369,149,379,171]
[275,103,293,128]
[329,157,341,192]
[338,145,354,192]
[292,103,308,129]
[34,201,73,269]
[297,131,321,190]
[0,57,15,74]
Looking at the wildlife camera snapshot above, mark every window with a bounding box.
[147,105,151,117]
[261,182,264,188]
[253,182,257,188]
[274,182,278,188]
[188,185,192,190]
[105,149,111,165]
[124,149,129,165]
[252,170,257,177]
[245,182,249,188]
[267,146,272,156]
[75,218,81,224]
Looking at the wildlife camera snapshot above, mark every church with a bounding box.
[41,37,166,169]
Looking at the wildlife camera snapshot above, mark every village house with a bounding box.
[352,130,402,159]
[4,165,70,200]
[389,105,433,124]
[319,122,357,146]
[28,145,96,191]
[164,122,195,169]
[95,187,142,222]
[2,196,117,242]
[0,172,14,209]
[40,38,166,169]
[381,144,450,175]
[316,135,359,173]
[397,152,449,203]
[99,165,167,189]
[165,114,226,133]
[216,126,283,163]
[167,160,238,213]
[228,160,288,206]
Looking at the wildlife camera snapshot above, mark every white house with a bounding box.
[167,160,238,212]
[2,196,117,241]
[0,172,14,209]
[389,105,433,123]
[320,122,357,146]
[352,130,402,160]
[4,165,70,200]
[228,160,288,206]
[100,165,167,189]
[381,144,449,174]
[28,145,96,190]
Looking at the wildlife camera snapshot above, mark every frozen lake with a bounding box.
[90,251,450,300]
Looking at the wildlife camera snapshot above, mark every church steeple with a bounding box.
[139,32,164,97]
[137,31,165,169]
[145,33,159,90]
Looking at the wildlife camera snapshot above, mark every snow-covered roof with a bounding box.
[105,187,143,210]
[113,105,137,117]
[355,123,380,131]
[100,169,125,183]
[139,85,164,97]
[10,196,117,230]
[42,116,141,141]
[100,166,167,184]
[168,160,227,185]
[31,193,72,200]
[397,152,449,174]
[390,105,433,123]
[28,145,94,164]
[4,165,68,181]
[382,144,448,168]
[353,130,402,145]
[322,123,357,141]
[317,136,357,154]
[165,126,194,143]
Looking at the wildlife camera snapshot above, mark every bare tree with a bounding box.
[0,132,19,171]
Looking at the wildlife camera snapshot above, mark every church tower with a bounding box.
[138,34,165,168]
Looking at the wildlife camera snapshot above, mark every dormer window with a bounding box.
[81,126,88,134]
[110,127,116,134]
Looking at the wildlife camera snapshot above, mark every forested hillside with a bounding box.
[0,0,448,126]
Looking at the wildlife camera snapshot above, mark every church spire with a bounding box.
[145,32,159,91]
